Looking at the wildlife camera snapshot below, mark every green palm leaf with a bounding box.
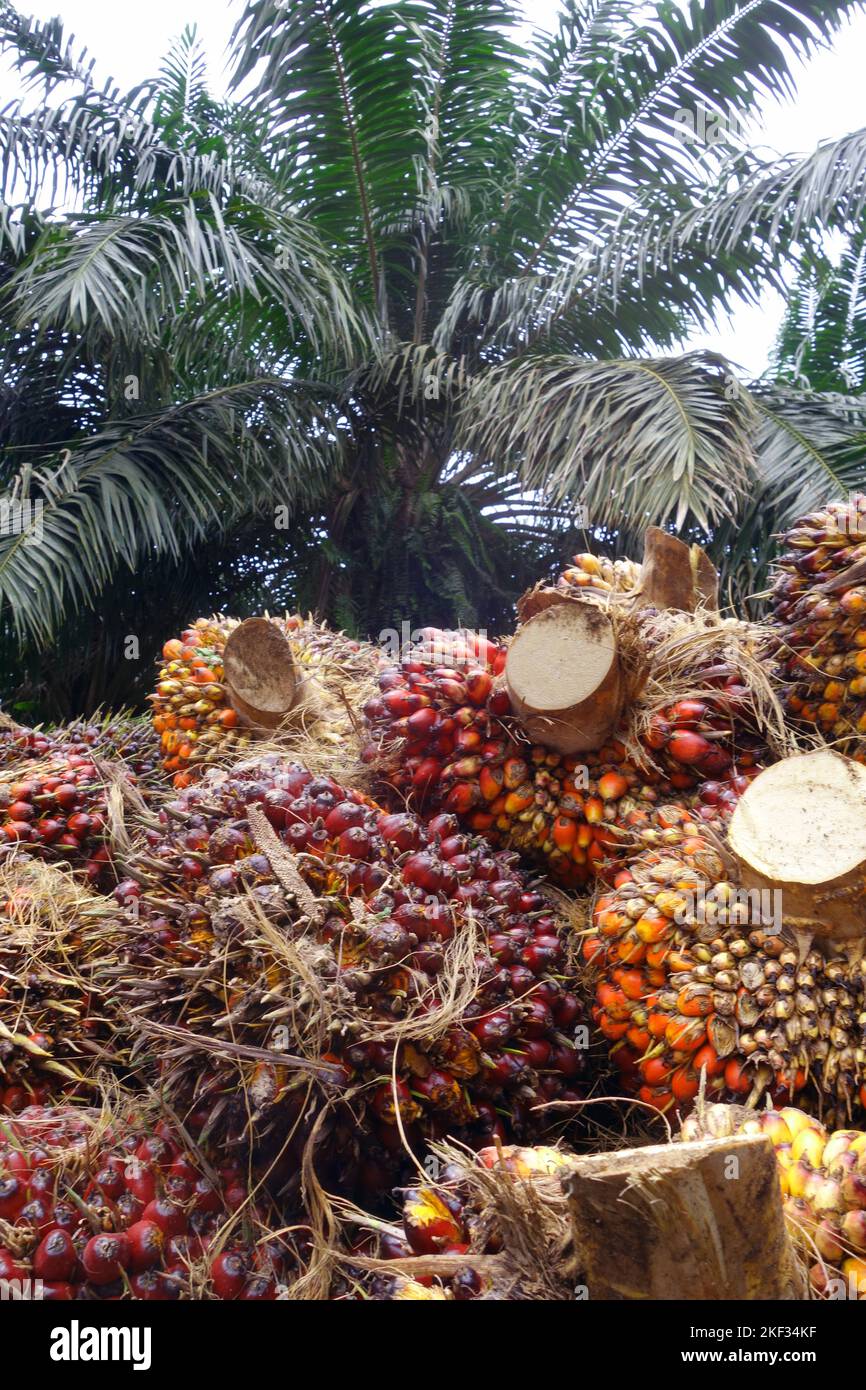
[4,198,366,360]
[0,378,339,643]
[460,350,755,531]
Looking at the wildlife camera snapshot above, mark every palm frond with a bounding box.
[0,378,340,644]
[496,0,865,273]
[630,127,866,279]
[4,198,366,360]
[773,221,866,391]
[408,0,521,209]
[403,0,521,341]
[231,0,428,312]
[0,5,100,93]
[707,387,866,609]
[750,385,866,519]
[460,350,756,531]
[153,25,210,131]
[485,124,866,355]
[434,208,791,357]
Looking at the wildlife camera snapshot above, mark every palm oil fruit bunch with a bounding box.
[151,614,373,786]
[0,859,125,1110]
[770,495,866,759]
[150,616,251,783]
[362,627,750,887]
[60,713,163,784]
[109,756,587,1188]
[361,626,658,887]
[585,833,866,1116]
[0,721,56,769]
[0,1103,297,1300]
[638,692,766,792]
[556,550,642,601]
[681,1103,866,1298]
[0,736,136,883]
[555,548,772,785]
[0,714,160,783]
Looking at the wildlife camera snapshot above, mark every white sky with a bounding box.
[4,0,866,376]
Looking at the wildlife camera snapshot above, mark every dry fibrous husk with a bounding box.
[0,856,129,1102]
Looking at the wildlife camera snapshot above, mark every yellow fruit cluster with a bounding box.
[683,1103,866,1297]
[150,616,250,785]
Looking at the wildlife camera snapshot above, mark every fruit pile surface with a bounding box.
[0,1104,297,1299]
[104,756,587,1196]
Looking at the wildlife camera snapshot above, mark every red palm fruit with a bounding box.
[337,827,372,860]
[412,1070,462,1110]
[469,1010,513,1047]
[210,1251,248,1299]
[40,1282,75,1301]
[724,1060,752,1095]
[192,1178,222,1214]
[377,812,421,850]
[82,1232,131,1284]
[126,1220,165,1272]
[693,1044,724,1078]
[0,1177,26,1221]
[129,1270,169,1300]
[465,671,492,704]
[443,780,476,813]
[403,1188,464,1254]
[123,1161,158,1205]
[0,1249,26,1280]
[238,1275,277,1300]
[168,1152,200,1186]
[32,1229,76,1282]
[666,731,712,766]
[598,771,628,801]
[671,1067,700,1103]
[141,1198,189,1238]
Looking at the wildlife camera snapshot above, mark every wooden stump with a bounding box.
[504,598,624,754]
[637,527,718,613]
[223,618,299,730]
[564,1133,805,1300]
[727,748,866,947]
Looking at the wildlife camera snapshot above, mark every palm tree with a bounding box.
[3,1,866,715]
[774,219,866,393]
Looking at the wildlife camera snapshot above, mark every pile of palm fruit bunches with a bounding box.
[3,495,866,1299]
[0,712,162,883]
